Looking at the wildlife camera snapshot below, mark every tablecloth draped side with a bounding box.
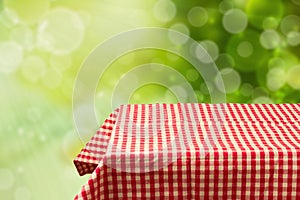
[73,108,119,176]
[73,103,300,199]
[73,103,300,175]
[74,152,300,200]
[74,162,105,200]
[74,157,192,200]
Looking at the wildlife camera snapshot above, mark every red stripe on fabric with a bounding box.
[287,104,299,121]
[119,104,127,163]
[278,104,295,123]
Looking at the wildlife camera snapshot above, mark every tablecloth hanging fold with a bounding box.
[73,108,119,176]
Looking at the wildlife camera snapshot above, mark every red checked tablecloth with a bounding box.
[74,103,300,199]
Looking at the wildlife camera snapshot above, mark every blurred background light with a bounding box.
[215,53,235,69]
[215,68,241,94]
[20,55,46,83]
[287,31,300,46]
[246,0,284,29]
[0,0,300,199]
[0,41,23,74]
[292,0,300,5]
[237,41,253,58]
[222,8,248,34]
[262,17,279,30]
[252,96,274,104]
[50,54,72,72]
[280,15,300,35]
[219,0,234,14]
[266,67,286,91]
[37,8,85,55]
[4,0,50,25]
[0,8,19,27]
[10,25,35,50]
[153,0,176,23]
[0,168,14,190]
[259,29,282,49]
[187,7,208,27]
[14,186,31,200]
[197,40,219,63]
[168,23,190,45]
[240,83,253,97]
[287,65,300,89]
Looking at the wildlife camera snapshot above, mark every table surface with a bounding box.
[74,103,300,200]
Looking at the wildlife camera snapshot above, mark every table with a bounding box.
[74,103,300,199]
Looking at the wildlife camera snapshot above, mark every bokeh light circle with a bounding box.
[222,9,248,34]
[0,41,23,74]
[0,168,14,190]
[37,8,85,55]
[196,40,219,63]
[153,0,176,23]
[252,87,269,99]
[280,15,300,36]
[187,7,208,27]
[287,65,300,90]
[259,30,281,50]
[287,31,300,46]
[266,67,286,91]
[219,0,234,14]
[237,41,253,58]
[168,23,190,45]
[186,68,199,82]
[215,68,241,94]
[215,53,235,69]
[240,83,253,97]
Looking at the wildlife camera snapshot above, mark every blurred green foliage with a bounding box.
[0,0,299,199]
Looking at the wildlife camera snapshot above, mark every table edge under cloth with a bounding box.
[73,103,300,176]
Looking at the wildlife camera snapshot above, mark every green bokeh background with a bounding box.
[0,0,300,199]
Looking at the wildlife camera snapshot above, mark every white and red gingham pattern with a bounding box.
[104,103,229,173]
[74,103,300,199]
[74,108,119,176]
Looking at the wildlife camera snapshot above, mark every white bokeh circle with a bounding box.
[37,8,85,55]
[222,9,248,34]
[0,41,23,74]
[187,7,208,27]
